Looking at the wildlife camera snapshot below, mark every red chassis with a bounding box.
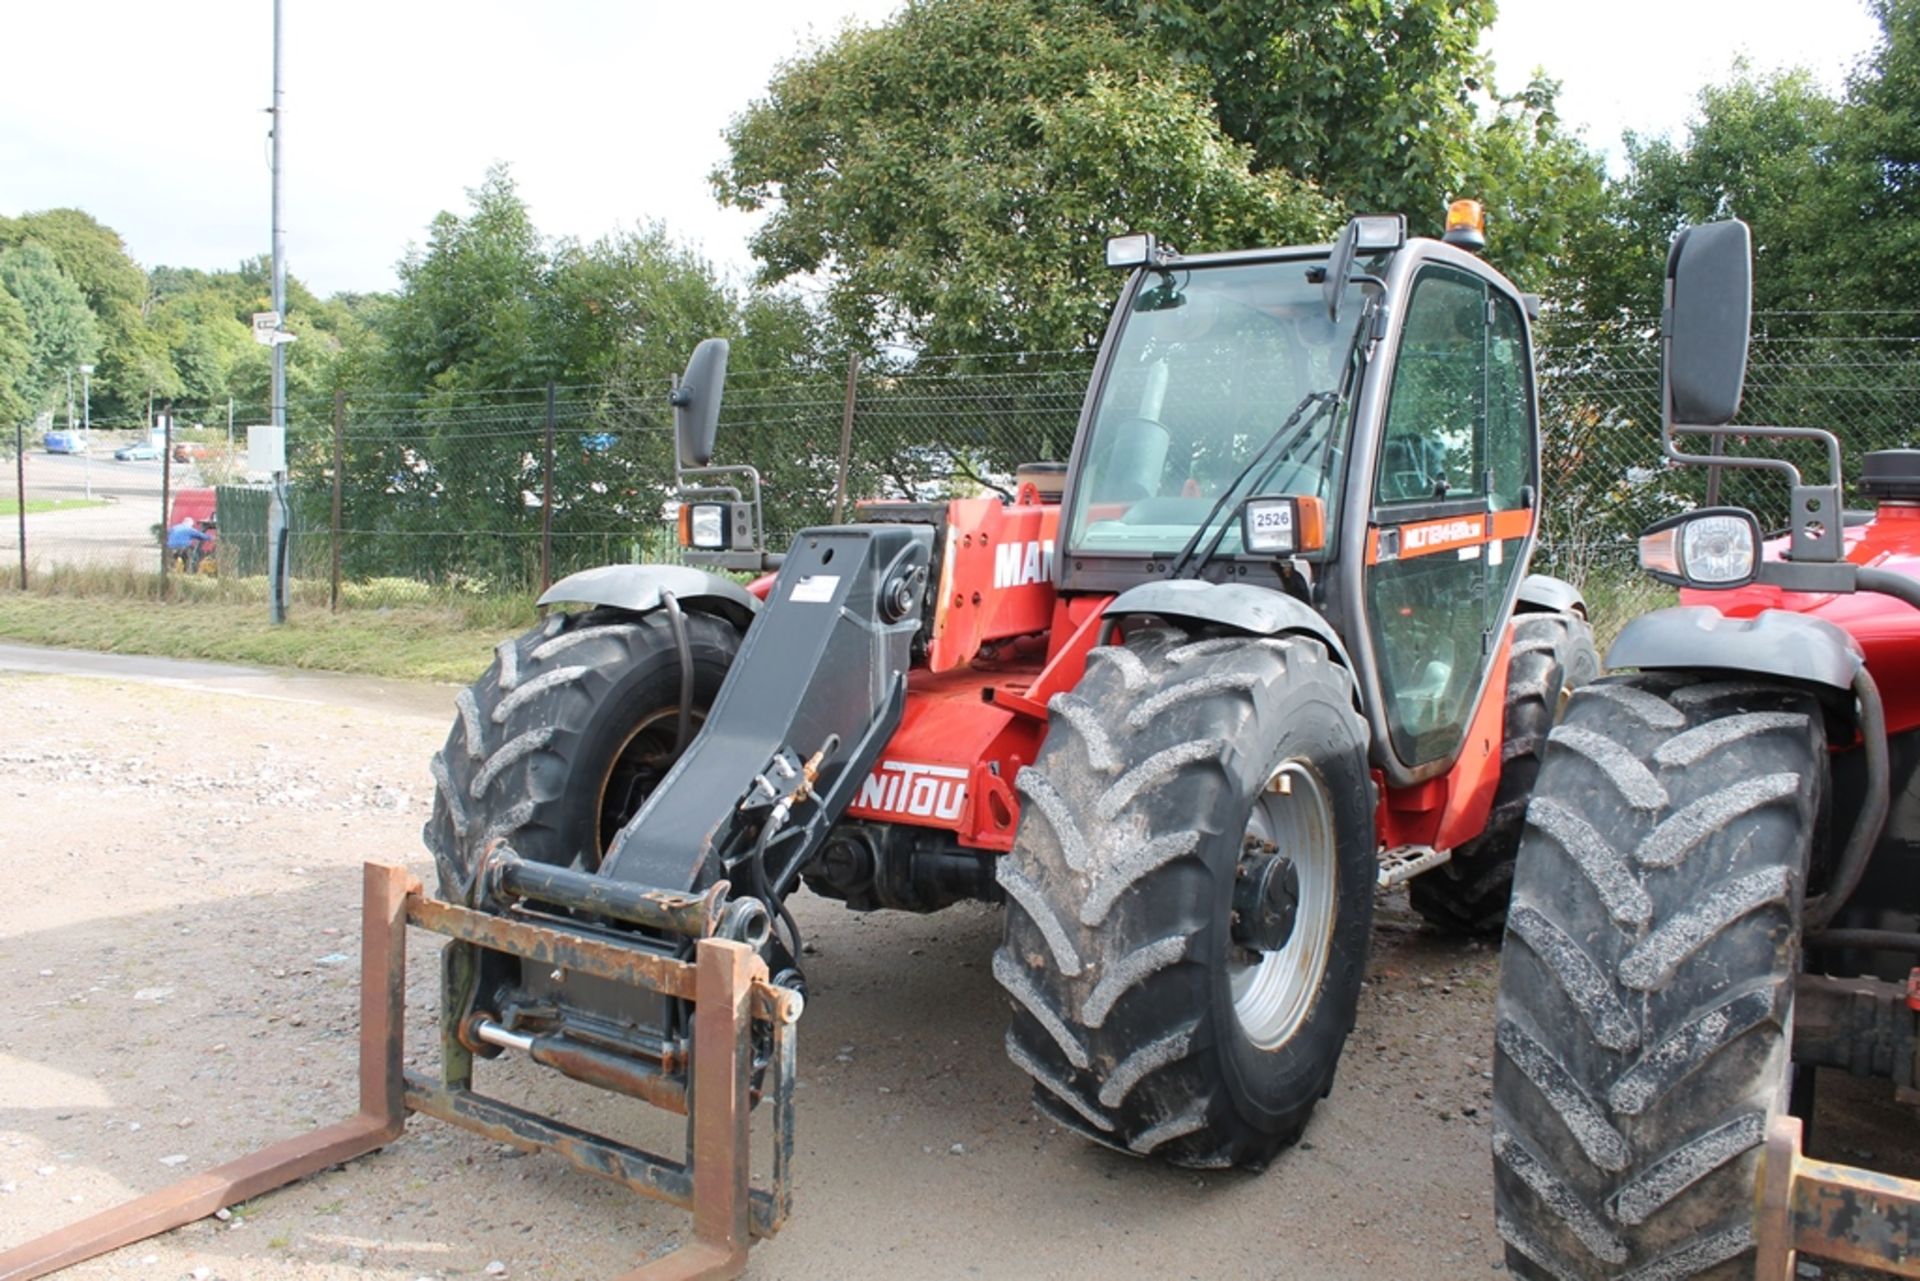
[751,491,1520,864]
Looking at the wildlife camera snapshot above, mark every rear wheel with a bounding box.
[1411,610,1598,935]
[995,628,1376,1169]
[424,606,741,900]
[1493,674,1822,1279]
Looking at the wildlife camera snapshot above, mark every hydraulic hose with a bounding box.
[1805,664,1889,932]
[660,590,694,756]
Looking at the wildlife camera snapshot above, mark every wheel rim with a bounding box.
[594,707,702,862]
[1229,760,1338,1050]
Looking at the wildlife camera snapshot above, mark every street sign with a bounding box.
[252,311,281,345]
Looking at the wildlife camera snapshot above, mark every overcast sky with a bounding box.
[0,0,1887,298]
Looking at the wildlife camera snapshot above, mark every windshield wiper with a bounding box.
[1163,390,1339,580]
[1164,307,1372,581]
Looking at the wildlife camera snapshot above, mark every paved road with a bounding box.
[0,640,458,718]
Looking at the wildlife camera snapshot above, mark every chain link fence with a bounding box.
[10,315,1919,645]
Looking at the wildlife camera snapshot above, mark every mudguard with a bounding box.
[1606,605,1863,692]
[1517,572,1586,617]
[537,563,759,630]
[1103,579,1353,670]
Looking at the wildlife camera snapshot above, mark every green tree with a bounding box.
[0,284,32,431]
[0,208,176,424]
[715,0,1334,355]
[717,0,1613,353]
[0,243,101,416]
[1832,0,1920,315]
[1103,0,1499,219]
[543,224,739,392]
[383,165,551,395]
[1591,68,1850,330]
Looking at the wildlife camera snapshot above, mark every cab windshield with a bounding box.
[1067,257,1366,557]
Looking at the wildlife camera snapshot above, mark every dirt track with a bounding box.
[0,652,1822,1281]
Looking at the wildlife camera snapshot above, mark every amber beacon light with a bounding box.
[1443,199,1487,253]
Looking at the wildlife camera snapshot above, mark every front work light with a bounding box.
[1352,215,1407,253]
[1637,507,1760,588]
[1242,495,1327,556]
[1106,233,1158,270]
[678,501,732,550]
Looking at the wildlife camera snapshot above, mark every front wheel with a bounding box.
[1493,674,1822,1279]
[424,605,741,900]
[995,628,1376,1169]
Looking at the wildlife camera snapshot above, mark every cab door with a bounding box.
[1361,261,1537,772]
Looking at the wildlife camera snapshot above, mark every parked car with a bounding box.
[113,442,160,461]
[42,431,87,454]
[171,442,209,463]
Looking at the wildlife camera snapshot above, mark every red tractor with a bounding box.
[423,210,1593,1237]
[1492,220,1920,1279]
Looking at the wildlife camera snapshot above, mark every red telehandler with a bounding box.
[1492,219,1920,1279]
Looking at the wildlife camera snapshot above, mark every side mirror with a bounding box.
[1324,222,1358,324]
[672,338,730,468]
[1322,215,1405,324]
[1665,220,1751,426]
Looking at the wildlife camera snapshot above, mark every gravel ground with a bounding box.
[1,658,1908,1280]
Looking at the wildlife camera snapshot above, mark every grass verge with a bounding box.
[1,497,112,516]
[0,566,535,684]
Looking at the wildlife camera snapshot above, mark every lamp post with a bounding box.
[78,364,94,501]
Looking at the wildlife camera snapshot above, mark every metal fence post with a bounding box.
[331,390,345,612]
[160,416,173,600]
[541,382,556,592]
[833,353,861,523]
[13,420,25,590]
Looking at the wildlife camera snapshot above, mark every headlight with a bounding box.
[677,502,731,550]
[1637,508,1760,588]
[689,504,727,549]
[1680,513,1756,584]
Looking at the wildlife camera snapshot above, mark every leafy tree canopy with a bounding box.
[0,242,102,416]
[1103,0,1496,216]
[716,0,1610,354]
[716,0,1335,355]
[382,165,814,400]
[0,285,33,432]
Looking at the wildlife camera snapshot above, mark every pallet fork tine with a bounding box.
[0,862,799,1281]
[1756,1113,1920,1277]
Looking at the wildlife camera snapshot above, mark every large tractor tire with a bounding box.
[1492,675,1823,1279]
[425,605,742,900]
[995,627,1376,1169]
[1411,610,1599,935]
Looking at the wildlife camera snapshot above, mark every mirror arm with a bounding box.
[1757,558,1857,593]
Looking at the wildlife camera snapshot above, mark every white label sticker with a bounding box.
[1245,500,1295,553]
[790,574,840,603]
